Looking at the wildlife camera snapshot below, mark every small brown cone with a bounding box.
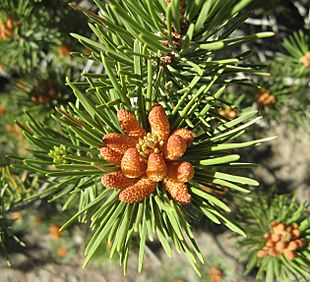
[268,248,279,256]
[264,232,271,240]
[286,226,293,232]
[291,229,301,239]
[100,146,123,166]
[57,246,68,257]
[264,95,276,107]
[5,17,14,29]
[49,225,62,239]
[164,179,191,204]
[283,249,296,260]
[170,128,194,147]
[148,104,170,141]
[218,107,237,120]
[257,90,276,107]
[275,241,287,251]
[295,239,305,248]
[11,212,22,221]
[257,250,267,258]
[163,135,187,161]
[266,240,275,247]
[292,223,299,229]
[166,162,194,183]
[117,109,146,138]
[101,170,138,189]
[287,241,298,251]
[273,223,285,234]
[208,267,222,282]
[103,133,138,154]
[119,177,156,203]
[160,53,175,67]
[176,161,194,182]
[0,16,15,40]
[146,153,167,182]
[121,148,146,178]
[58,44,72,57]
[271,233,281,242]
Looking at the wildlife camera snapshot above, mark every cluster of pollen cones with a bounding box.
[49,225,62,239]
[218,107,237,120]
[0,16,15,40]
[257,221,306,260]
[100,104,195,204]
[257,88,276,107]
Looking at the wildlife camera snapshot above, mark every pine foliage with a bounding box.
[9,0,279,274]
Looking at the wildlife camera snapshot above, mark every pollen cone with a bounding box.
[101,170,138,189]
[100,146,123,166]
[103,133,138,154]
[119,177,157,203]
[166,162,194,183]
[164,179,192,204]
[121,148,146,178]
[146,153,167,182]
[117,109,146,138]
[283,249,296,260]
[148,104,170,141]
[170,128,193,147]
[163,135,187,160]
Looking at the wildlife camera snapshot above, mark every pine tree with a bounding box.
[0,0,309,280]
[11,0,277,274]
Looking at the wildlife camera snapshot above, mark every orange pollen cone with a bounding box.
[119,177,157,203]
[292,223,298,229]
[170,128,194,146]
[283,249,296,260]
[176,161,194,182]
[148,104,170,141]
[103,133,138,154]
[100,146,123,166]
[275,241,287,251]
[292,229,300,239]
[0,16,15,40]
[257,250,266,258]
[287,241,298,251]
[271,233,281,242]
[263,232,271,240]
[296,238,305,248]
[300,52,310,69]
[166,162,194,183]
[117,109,146,138]
[163,135,187,161]
[164,179,191,204]
[57,246,68,257]
[101,170,138,189]
[146,153,167,182]
[121,148,146,178]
